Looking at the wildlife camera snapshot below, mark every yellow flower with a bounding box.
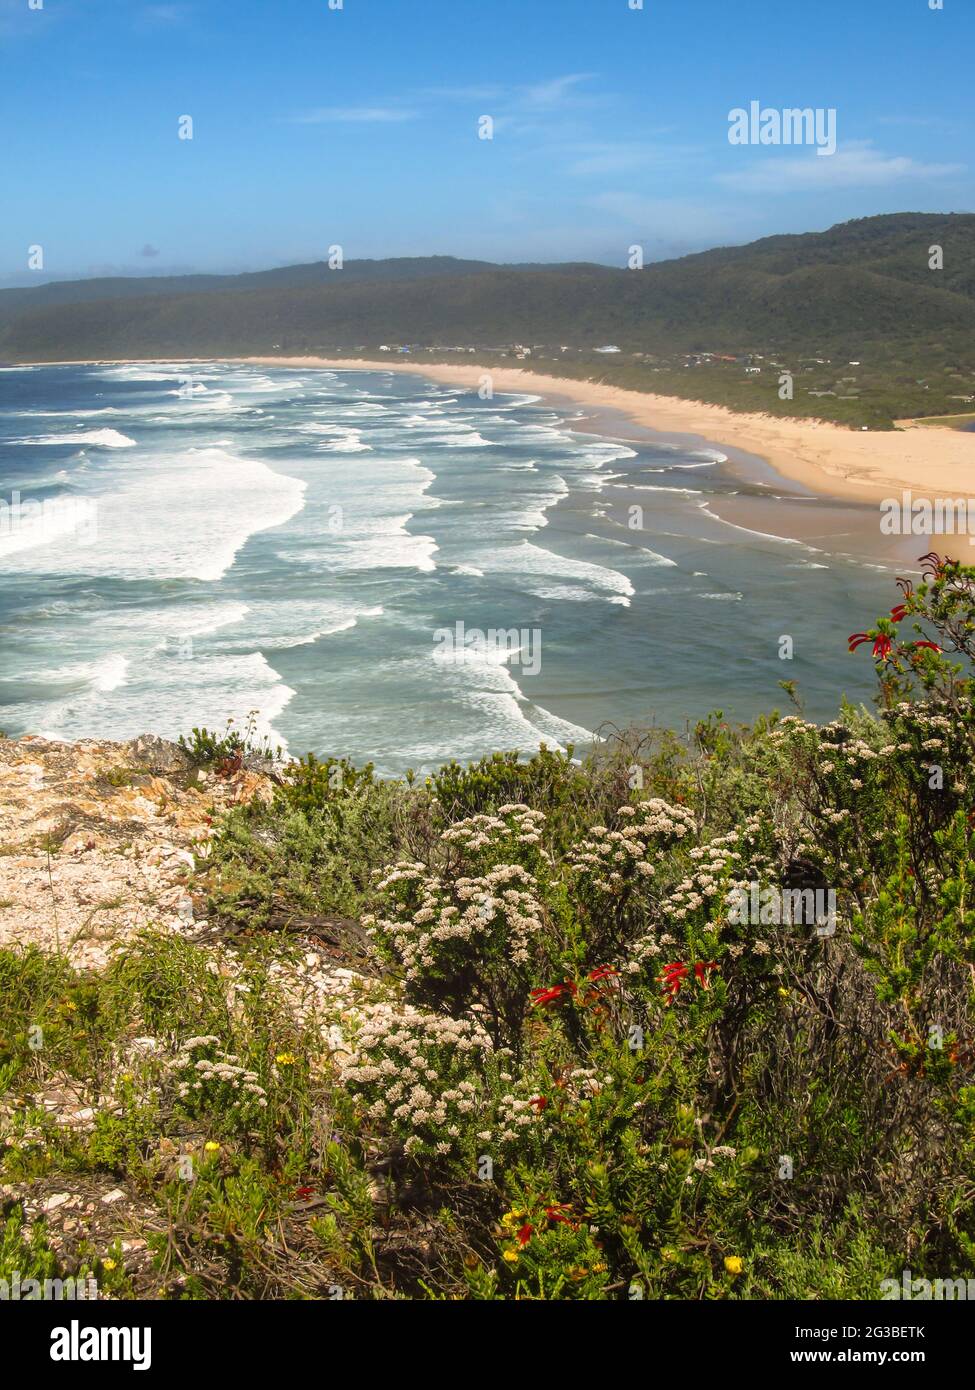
[204,1140,221,1154]
[62,1002,78,1013]
[275,1052,296,1066]
[502,1249,519,1265]
[500,1209,526,1231]
[102,1258,117,1272]
[724,1256,743,1276]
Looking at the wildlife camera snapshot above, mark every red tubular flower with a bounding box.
[293,1185,316,1201]
[529,986,563,1007]
[544,1204,578,1229]
[918,551,950,580]
[660,962,689,998]
[693,960,719,988]
[529,980,578,1008]
[890,604,908,623]
[849,632,892,659]
[588,966,619,984]
[529,1095,548,1112]
[910,641,941,653]
[517,1223,534,1247]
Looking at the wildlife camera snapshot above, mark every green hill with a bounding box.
[3,214,973,426]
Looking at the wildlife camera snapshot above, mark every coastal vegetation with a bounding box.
[2,552,974,1299]
[3,214,974,428]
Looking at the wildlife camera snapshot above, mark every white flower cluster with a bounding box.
[569,798,696,894]
[338,1004,495,1158]
[767,715,818,745]
[772,709,966,798]
[631,824,777,968]
[492,1090,550,1146]
[693,1144,737,1173]
[169,1035,268,1118]
[441,804,547,855]
[368,812,548,984]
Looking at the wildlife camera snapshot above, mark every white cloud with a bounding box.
[421,73,598,117]
[564,137,697,176]
[419,84,505,103]
[288,106,418,125]
[521,73,597,109]
[588,191,762,249]
[716,141,962,193]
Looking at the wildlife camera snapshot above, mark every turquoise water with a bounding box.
[0,362,894,771]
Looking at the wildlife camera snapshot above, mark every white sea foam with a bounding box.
[295,422,371,451]
[13,429,137,448]
[1,446,306,579]
[0,358,880,767]
[688,449,729,463]
[95,367,185,382]
[91,654,130,691]
[478,539,634,605]
[427,643,592,757]
[618,483,703,495]
[12,408,124,418]
[22,645,295,755]
[696,502,805,546]
[583,533,677,566]
[255,602,384,649]
[428,431,493,447]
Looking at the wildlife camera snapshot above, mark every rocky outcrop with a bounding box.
[0,733,273,970]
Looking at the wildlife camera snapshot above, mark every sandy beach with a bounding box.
[235,356,975,508]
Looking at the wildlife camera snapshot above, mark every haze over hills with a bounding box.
[2,214,973,427]
[0,255,542,318]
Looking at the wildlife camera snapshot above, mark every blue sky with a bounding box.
[0,0,971,283]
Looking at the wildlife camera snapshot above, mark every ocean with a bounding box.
[0,361,901,772]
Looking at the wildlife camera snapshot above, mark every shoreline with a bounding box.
[1,355,929,752]
[230,356,975,508]
[15,350,974,513]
